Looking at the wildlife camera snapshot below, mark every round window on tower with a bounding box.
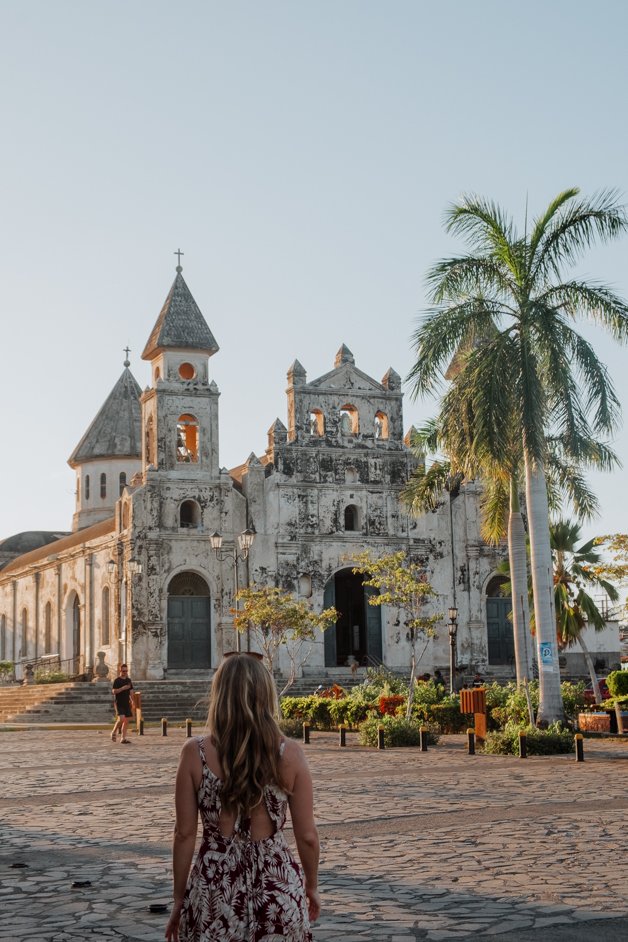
[179,362,196,380]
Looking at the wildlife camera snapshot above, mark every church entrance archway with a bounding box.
[64,593,81,675]
[323,568,382,667]
[167,572,211,669]
[486,576,514,667]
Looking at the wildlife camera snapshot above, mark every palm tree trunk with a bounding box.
[524,454,565,725]
[576,631,602,703]
[508,474,533,685]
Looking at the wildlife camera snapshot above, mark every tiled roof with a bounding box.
[0,518,116,575]
[142,271,219,359]
[68,368,142,466]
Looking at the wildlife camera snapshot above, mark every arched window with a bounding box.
[21,608,28,659]
[340,404,359,435]
[44,602,53,655]
[374,411,389,440]
[0,614,6,660]
[344,505,360,531]
[309,409,325,436]
[119,471,127,496]
[100,473,107,499]
[85,474,90,501]
[180,500,201,529]
[101,587,110,645]
[177,414,199,463]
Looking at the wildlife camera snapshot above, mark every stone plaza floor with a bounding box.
[0,726,627,941]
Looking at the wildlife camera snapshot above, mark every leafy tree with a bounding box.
[232,586,337,695]
[351,551,440,718]
[551,520,619,703]
[407,188,628,724]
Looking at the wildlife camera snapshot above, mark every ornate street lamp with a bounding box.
[448,606,459,695]
[211,528,256,651]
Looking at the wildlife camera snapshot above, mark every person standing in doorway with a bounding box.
[111,664,134,743]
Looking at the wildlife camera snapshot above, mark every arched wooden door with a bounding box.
[167,572,211,669]
[486,576,514,666]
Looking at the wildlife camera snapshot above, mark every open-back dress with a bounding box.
[178,737,312,942]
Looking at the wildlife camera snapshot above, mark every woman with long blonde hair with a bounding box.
[165,652,320,941]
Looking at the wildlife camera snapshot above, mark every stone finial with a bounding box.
[245,452,262,468]
[334,344,355,368]
[404,426,424,452]
[382,367,401,390]
[268,418,288,449]
[287,359,307,385]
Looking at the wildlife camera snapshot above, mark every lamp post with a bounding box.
[448,606,458,695]
[210,529,256,652]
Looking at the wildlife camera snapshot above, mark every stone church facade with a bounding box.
[0,266,508,681]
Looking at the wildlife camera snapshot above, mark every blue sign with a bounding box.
[539,642,554,671]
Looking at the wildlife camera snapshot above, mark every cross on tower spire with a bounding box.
[123,346,131,367]
[174,248,184,272]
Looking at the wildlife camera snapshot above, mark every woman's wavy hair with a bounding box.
[207,654,287,814]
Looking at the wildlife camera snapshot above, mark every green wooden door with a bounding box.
[167,596,211,669]
[486,597,514,666]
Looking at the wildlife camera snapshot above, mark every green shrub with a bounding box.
[35,670,69,684]
[606,670,628,698]
[359,666,409,699]
[358,713,439,748]
[279,695,334,729]
[488,681,585,730]
[426,698,467,733]
[0,661,14,680]
[482,722,574,756]
[279,717,304,739]
[412,679,444,707]
[327,697,374,728]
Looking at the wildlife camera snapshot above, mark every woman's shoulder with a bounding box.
[278,736,307,769]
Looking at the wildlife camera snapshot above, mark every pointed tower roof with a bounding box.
[334,344,355,367]
[68,367,142,467]
[142,267,219,360]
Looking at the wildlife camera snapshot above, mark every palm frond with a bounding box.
[425,255,515,304]
[542,280,628,343]
[531,188,628,283]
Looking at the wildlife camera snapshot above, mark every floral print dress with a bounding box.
[179,737,312,942]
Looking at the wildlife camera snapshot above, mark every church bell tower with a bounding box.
[140,258,221,481]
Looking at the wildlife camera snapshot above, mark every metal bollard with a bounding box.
[302,722,310,745]
[139,715,144,736]
[377,725,385,749]
[518,730,527,759]
[467,727,475,755]
[419,726,428,752]
[161,717,168,737]
[186,718,192,738]
[339,724,346,747]
[575,733,584,762]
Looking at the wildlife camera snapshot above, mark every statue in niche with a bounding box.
[374,416,382,439]
[340,412,352,436]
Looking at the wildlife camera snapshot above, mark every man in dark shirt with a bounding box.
[111,664,134,743]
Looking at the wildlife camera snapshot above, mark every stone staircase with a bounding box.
[0,670,377,725]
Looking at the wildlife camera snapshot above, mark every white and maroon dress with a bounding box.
[179,738,312,942]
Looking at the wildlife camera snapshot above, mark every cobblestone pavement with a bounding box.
[0,727,626,941]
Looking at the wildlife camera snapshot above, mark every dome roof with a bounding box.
[0,531,69,568]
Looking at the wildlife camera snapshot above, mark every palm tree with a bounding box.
[408,188,628,724]
[403,412,610,689]
[551,519,619,703]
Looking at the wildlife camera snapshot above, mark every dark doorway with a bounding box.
[167,572,211,669]
[486,576,514,666]
[324,568,382,667]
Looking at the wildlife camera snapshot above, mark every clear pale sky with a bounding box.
[1,1,627,543]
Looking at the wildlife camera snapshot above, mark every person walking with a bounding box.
[165,652,320,942]
[111,664,134,744]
